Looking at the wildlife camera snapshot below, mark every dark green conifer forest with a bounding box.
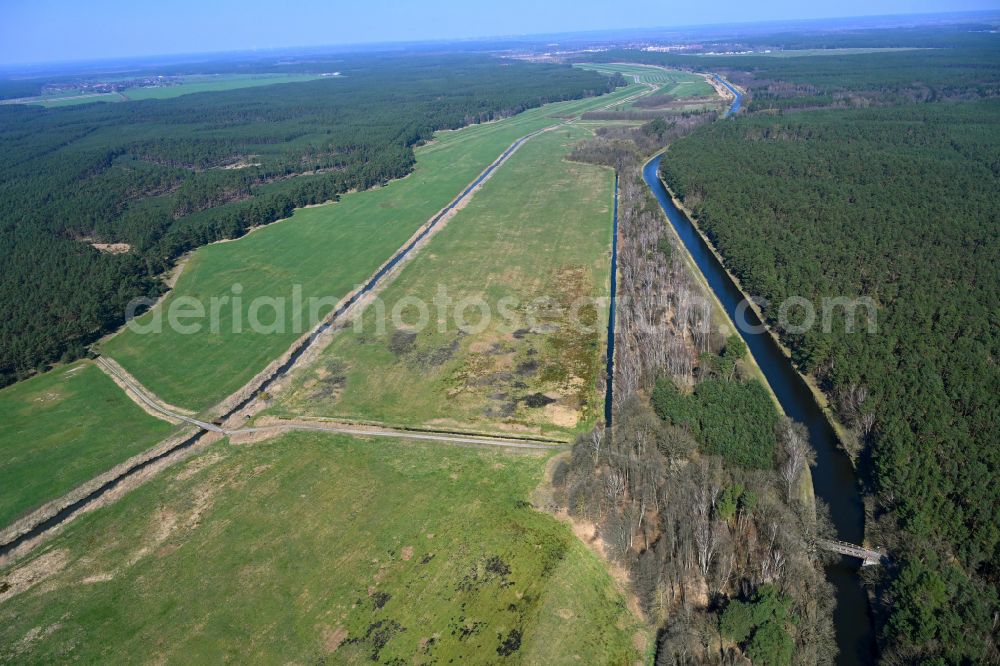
[0,55,611,385]
[659,67,1000,665]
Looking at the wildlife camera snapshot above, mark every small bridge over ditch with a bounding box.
[817,538,887,566]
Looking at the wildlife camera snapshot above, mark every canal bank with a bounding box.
[642,154,876,665]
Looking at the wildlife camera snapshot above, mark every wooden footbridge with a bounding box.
[817,538,887,566]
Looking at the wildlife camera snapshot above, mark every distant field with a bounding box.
[0,361,175,529]
[101,86,641,412]
[4,74,329,107]
[0,432,646,663]
[575,63,716,108]
[29,92,121,107]
[270,125,614,438]
[121,74,327,100]
[701,47,929,57]
[660,77,715,97]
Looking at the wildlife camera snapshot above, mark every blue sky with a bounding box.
[1,0,997,65]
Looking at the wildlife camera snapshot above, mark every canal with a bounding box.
[642,153,876,665]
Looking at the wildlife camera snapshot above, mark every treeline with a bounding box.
[569,116,715,170]
[1,47,531,99]
[559,121,834,664]
[733,23,1000,50]
[580,30,1000,110]
[0,78,46,100]
[660,101,1000,663]
[0,54,618,386]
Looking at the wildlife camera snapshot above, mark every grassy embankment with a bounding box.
[0,360,176,528]
[101,86,642,413]
[0,432,646,663]
[269,125,614,439]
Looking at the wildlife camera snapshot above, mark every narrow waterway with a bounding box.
[713,74,742,116]
[642,155,876,664]
[604,173,620,425]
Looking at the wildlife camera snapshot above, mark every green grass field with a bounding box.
[577,63,714,96]
[27,92,122,107]
[120,74,327,100]
[659,77,715,97]
[0,432,646,663]
[576,63,717,110]
[0,361,176,529]
[269,125,614,438]
[101,86,641,412]
[12,74,329,107]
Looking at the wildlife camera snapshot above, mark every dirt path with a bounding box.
[99,355,564,449]
[95,357,219,431]
[95,355,564,450]
[228,419,562,451]
[2,85,655,564]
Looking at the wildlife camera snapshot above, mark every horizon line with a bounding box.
[1,7,997,72]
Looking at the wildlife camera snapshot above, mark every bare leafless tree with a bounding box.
[558,116,835,663]
[777,417,816,502]
[859,411,877,439]
[590,423,605,464]
[605,469,626,502]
